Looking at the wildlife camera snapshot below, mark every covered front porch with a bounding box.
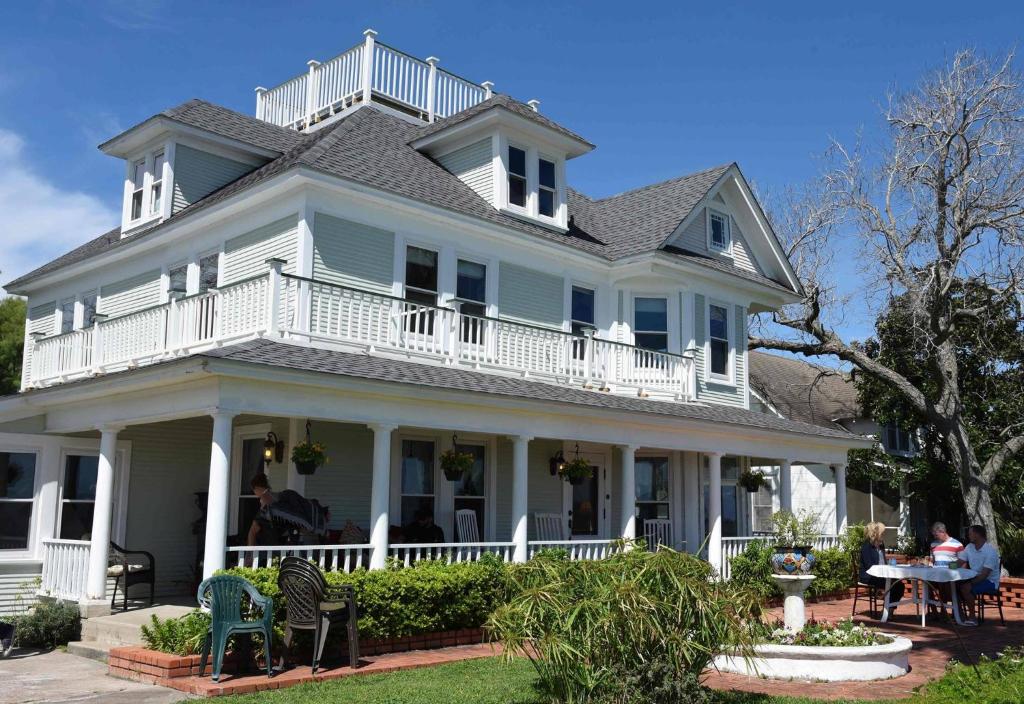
[3,340,865,610]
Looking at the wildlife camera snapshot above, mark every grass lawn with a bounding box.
[221,652,1024,704]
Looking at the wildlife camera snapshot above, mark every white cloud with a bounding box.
[0,128,119,286]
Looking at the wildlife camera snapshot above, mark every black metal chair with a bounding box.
[851,556,879,618]
[978,566,1006,625]
[277,556,359,674]
[108,541,155,611]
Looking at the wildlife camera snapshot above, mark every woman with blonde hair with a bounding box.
[859,521,905,611]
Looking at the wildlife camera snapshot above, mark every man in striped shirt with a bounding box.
[930,522,963,565]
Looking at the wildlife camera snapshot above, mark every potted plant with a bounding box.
[291,440,327,475]
[769,510,820,575]
[440,447,475,481]
[559,456,592,485]
[737,468,769,493]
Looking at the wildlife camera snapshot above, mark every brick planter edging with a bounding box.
[108,628,486,683]
[1001,576,1024,609]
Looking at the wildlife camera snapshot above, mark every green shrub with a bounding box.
[140,610,210,656]
[727,539,855,600]
[997,522,1024,576]
[221,553,508,641]
[11,599,81,649]
[487,547,758,704]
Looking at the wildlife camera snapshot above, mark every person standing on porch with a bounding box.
[957,524,1001,626]
[860,522,905,612]
[246,473,281,546]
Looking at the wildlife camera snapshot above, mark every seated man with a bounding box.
[929,521,963,606]
[957,524,1001,625]
[403,508,445,544]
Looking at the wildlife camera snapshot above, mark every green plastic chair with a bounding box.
[197,575,274,682]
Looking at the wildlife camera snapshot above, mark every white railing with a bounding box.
[226,544,372,573]
[284,275,693,402]
[720,534,842,580]
[27,273,272,389]
[256,31,490,129]
[388,542,515,566]
[527,539,621,561]
[39,539,90,601]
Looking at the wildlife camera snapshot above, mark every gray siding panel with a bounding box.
[436,138,493,204]
[28,302,56,335]
[498,263,563,326]
[0,564,40,615]
[223,215,299,284]
[677,208,707,252]
[730,217,761,274]
[172,144,253,214]
[312,213,395,294]
[692,294,745,408]
[303,423,374,532]
[99,270,161,318]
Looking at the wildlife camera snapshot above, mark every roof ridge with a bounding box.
[591,162,733,204]
[748,350,851,378]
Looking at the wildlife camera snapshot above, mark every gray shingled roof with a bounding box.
[7,100,795,295]
[748,351,861,430]
[412,94,594,148]
[197,338,860,441]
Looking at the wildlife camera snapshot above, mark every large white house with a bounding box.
[0,30,872,613]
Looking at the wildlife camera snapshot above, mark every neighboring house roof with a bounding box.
[411,94,594,148]
[6,100,796,295]
[748,351,861,430]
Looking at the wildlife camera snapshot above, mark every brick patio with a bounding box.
[704,594,1024,701]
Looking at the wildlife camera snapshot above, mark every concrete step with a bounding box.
[66,639,111,663]
[69,604,195,662]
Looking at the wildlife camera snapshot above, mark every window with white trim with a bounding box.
[635,456,670,524]
[883,424,914,454]
[82,292,97,328]
[453,443,486,540]
[456,259,486,343]
[634,297,668,352]
[405,246,439,335]
[507,146,527,208]
[198,253,219,293]
[237,436,265,535]
[571,286,596,359]
[751,479,774,534]
[130,159,146,221]
[59,298,76,335]
[150,151,165,215]
[59,454,99,540]
[708,304,730,378]
[400,439,435,528]
[538,158,556,217]
[0,451,36,550]
[168,264,188,296]
[709,210,731,251]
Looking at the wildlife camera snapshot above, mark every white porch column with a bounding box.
[778,459,793,513]
[86,426,121,599]
[682,452,700,553]
[203,411,237,579]
[707,452,724,577]
[619,445,637,544]
[834,462,848,535]
[368,423,396,570]
[511,435,531,563]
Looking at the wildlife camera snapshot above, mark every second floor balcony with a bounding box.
[25,263,695,402]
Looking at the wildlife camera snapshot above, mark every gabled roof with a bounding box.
[748,351,861,430]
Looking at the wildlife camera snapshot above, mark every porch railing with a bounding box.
[256,30,490,130]
[720,534,841,580]
[388,542,515,566]
[527,539,622,561]
[39,539,90,601]
[226,544,372,572]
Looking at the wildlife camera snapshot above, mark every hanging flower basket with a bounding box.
[737,468,769,493]
[559,457,592,485]
[291,440,327,476]
[440,448,475,481]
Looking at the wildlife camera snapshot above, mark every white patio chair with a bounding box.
[643,519,673,551]
[534,513,565,542]
[455,508,480,543]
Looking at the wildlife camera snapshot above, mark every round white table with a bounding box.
[867,564,977,627]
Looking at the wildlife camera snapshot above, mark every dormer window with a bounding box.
[508,146,527,208]
[130,159,146,220]
[538,158,556,217]
[709,210,731,252]
[125,147,170,228]
[150,151,165,215]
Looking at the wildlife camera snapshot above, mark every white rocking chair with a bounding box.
[534,513,565,542]
[455,508,480,543]
[643,519,673,551]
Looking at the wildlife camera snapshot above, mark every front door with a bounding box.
[562,451,608,538]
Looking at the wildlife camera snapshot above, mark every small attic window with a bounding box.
[538,158,556,217]
[709,210,731,252]
[508,146,527,207]
[130,159,146,220]
[150,151,165,215]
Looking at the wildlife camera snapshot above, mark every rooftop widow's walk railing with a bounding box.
[256,29,492,130]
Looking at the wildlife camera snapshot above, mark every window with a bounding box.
[507,146,527,208]
[571,286,595,359]
[634,297,668,352]
[538,158,556,217]
[703,456,740,538]
[400,440,435,528]
[59,454,99,540]
[453,443,486,540]
[130,160,146,220]
[0,452,36,550]
[59,298,76,334]
[884,424,914,454]
[708,304,730,378]
[751,477,774,534]
[456,259,486,343]
[150,151,165,215]
[237,437,265,535]
[168,264,188,296]
[635,457,669,524]
[709,210,730,251]
[82,292,97,328]
[405,246,438,335]
[198,253,219,293]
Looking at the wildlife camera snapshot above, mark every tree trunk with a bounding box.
[944,419,999,550]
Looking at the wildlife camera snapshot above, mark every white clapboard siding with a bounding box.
[730,217,763,274]
[172,144,255,214]
[0,564,42,615]
[675,208,707,252]
[436,138,493,204]
[23,301,56,383]
[99,270,161,319]
[497,262,564,327]
[692,294,745,408]
[223,215,299,284]
[312,213,395,294]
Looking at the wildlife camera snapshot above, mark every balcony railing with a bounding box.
[39,539,90,601]
[25,265,694,402]
[256,30,491,130]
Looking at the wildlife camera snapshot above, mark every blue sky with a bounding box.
[1,1,1022,343]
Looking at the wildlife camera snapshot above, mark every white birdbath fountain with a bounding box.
[772,574,816,631]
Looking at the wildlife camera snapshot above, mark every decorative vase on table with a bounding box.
[771,546,815,575]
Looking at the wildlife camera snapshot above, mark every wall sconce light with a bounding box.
[549,450,566,476]
[264,431,284,466]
